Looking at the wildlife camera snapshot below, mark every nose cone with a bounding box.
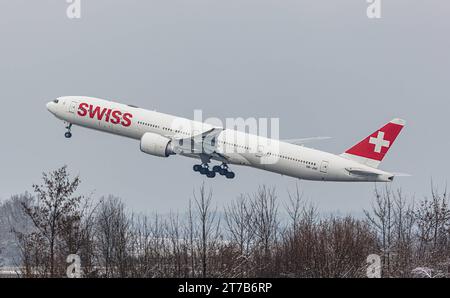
[46,101,56,114]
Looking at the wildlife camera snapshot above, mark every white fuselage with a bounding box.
[46,96,394,182]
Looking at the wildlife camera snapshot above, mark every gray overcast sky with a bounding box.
[1,0,449,214]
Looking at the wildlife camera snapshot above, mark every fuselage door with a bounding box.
[320,161,329,173]
[68,101,78,114]
[256,145,268,169]
[256,145,265,157]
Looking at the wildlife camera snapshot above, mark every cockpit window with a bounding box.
[53,99,59,103]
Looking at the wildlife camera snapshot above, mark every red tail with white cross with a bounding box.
[341,118,406,168]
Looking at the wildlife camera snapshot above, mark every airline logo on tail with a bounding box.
[342,118,406,168]
[369,131,390,153]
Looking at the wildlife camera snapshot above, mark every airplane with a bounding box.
[46,96,406,182]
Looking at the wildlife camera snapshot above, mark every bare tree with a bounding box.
[166,211,184,277]
[185,199,197,277]
[193,183,220,278]
[95,196,131,277]
[364,186,395,277]
[250,186,279,277]
[391,189,416,277]
[8,169,450,279]
[224,194,256,277]
[414,184,450,268]
[17,166,82,277]
[0,193,33,267]
[285,184,304,231]
[279,186,318,277]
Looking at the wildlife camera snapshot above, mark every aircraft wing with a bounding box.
[282,136,332,145]
[171,127,229,162]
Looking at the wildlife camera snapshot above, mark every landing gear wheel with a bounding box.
[206,171,216,178]
[64,122,73,139]
[217,163,229,175]
[194,162,229,178]
[225,171,235,179]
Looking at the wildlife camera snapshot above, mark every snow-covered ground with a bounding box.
[0,267,21,278]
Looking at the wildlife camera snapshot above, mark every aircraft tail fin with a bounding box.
[340,118,406,168]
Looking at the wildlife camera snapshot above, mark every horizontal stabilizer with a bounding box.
[391,172,412,177]
[283,136,332,146]
[345,168,380,177]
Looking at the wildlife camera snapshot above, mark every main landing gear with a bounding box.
[64,123,73,139]
[193,163,235,179]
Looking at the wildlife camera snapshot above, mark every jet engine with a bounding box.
[140,132,175,157]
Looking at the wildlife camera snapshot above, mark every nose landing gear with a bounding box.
[64,123,73,138]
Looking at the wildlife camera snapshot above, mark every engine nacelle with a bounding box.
[140,132,175,157]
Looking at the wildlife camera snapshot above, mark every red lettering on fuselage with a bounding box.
[77,102,133,128]
[111,110,122,124]
[77,103,89,117]
[105,109,112,122]
[122,112,133,127]
[89,106,107,120]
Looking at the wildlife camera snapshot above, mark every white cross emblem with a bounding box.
[369,131,390,153]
